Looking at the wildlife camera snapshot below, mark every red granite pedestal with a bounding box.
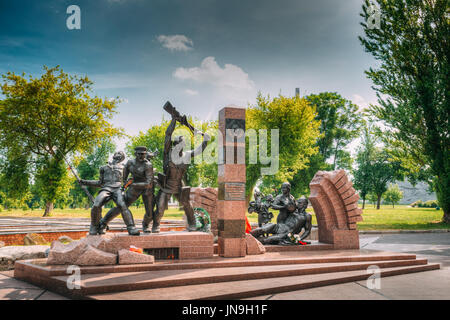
[217,107,247,258]
[101,231,214,260]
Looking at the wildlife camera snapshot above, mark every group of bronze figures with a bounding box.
[249,182,312,245]
[80,102,210,236]
[81,102,311,244]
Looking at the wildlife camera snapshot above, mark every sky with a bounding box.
[0,0,379,152]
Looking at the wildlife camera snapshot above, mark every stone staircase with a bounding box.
[14,251,440,300]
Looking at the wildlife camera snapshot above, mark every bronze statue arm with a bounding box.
[187,131,210,159]
[80,167,103,188]
[123,161,130,184]
[80,179,101,188]
[163,118,177,172]
[270,198,287,210]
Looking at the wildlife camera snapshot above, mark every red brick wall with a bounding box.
[309,170,363,249]
[190,187,218,236]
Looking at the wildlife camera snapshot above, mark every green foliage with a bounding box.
[34,156,72,214]
[412,200,439,208]
[306,92,362,169]
[246,94,321,200]
[359,0,450,222]
[69,139,116,208]
[383,183,403,208]
[0,66,122,215]
[128,118,219,188]
[289,92,363,196]
[353,122,405,209]
[352,123,376,208]
[0,148,32,209]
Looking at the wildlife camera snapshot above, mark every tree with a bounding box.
[359,0,450,222]
[306,92,362,170]
[353,122,404,209]
[383,183,403,208]
[0,66,122,215]
[0,148,32,209]
[367,192,379,208]
[128,118,218,188]
[289,92,363,196]
[369,149,404,209]
[353,123,377,209]
[69,139,116,208]
[246,94,320,202]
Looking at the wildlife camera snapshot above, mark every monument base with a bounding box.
[14,250,439,300]
[100,231,214,260]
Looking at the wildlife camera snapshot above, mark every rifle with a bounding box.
[61,155,95,205]
[163,101,204,136]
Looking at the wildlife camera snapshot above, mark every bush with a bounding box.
[411,200,439,208]
[410,200,422,207]
[424,200,438,208]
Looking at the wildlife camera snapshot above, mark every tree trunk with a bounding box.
[376,194,381,210]
[435,174,450,224]
[362,197,366,209]
[444,211,450,224]
[43,201,54,217]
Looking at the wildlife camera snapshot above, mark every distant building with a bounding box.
[396,180,436,204]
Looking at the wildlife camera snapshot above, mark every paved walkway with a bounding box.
[1,233,449,300]
[247,233,450,300]
[0,217,185,235]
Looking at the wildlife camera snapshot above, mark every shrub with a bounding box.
[411,200,423,207]
[424,200,438,208]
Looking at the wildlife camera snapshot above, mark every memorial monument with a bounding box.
[13,102,439,300]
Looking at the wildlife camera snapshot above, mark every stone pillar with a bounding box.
[217,106,247,257]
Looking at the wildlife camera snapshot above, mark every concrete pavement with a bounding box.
[247,233,450,300]
[1,232,449,300]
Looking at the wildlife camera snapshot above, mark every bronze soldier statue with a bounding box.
[97,146,154,234]
[271,182,297,224]
[248,190,274,227]
[80,151,140,236]
[250,198,312,245]
[152,105,210,233]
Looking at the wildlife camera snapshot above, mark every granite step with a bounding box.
[51,258,430,296]
[15,252,419,277]
[88,263,440,300]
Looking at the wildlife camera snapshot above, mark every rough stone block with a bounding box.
[47,240,87,265]
[245,234,266,255]
[118,249,155,265]
[23,233,47,245]
[57,236,73,244]
[75,245,117,266]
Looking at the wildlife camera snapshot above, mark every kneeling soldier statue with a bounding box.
[80,151,140,236]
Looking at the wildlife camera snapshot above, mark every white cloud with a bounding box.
[173,56,255,91]
[89,73,151,89]
[184,89,199,96]
[157,35,194,52]
[352,94,378,112]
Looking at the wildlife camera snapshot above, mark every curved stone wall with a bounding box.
[309,170,363,249]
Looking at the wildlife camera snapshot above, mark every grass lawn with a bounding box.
[0,204,448,231]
